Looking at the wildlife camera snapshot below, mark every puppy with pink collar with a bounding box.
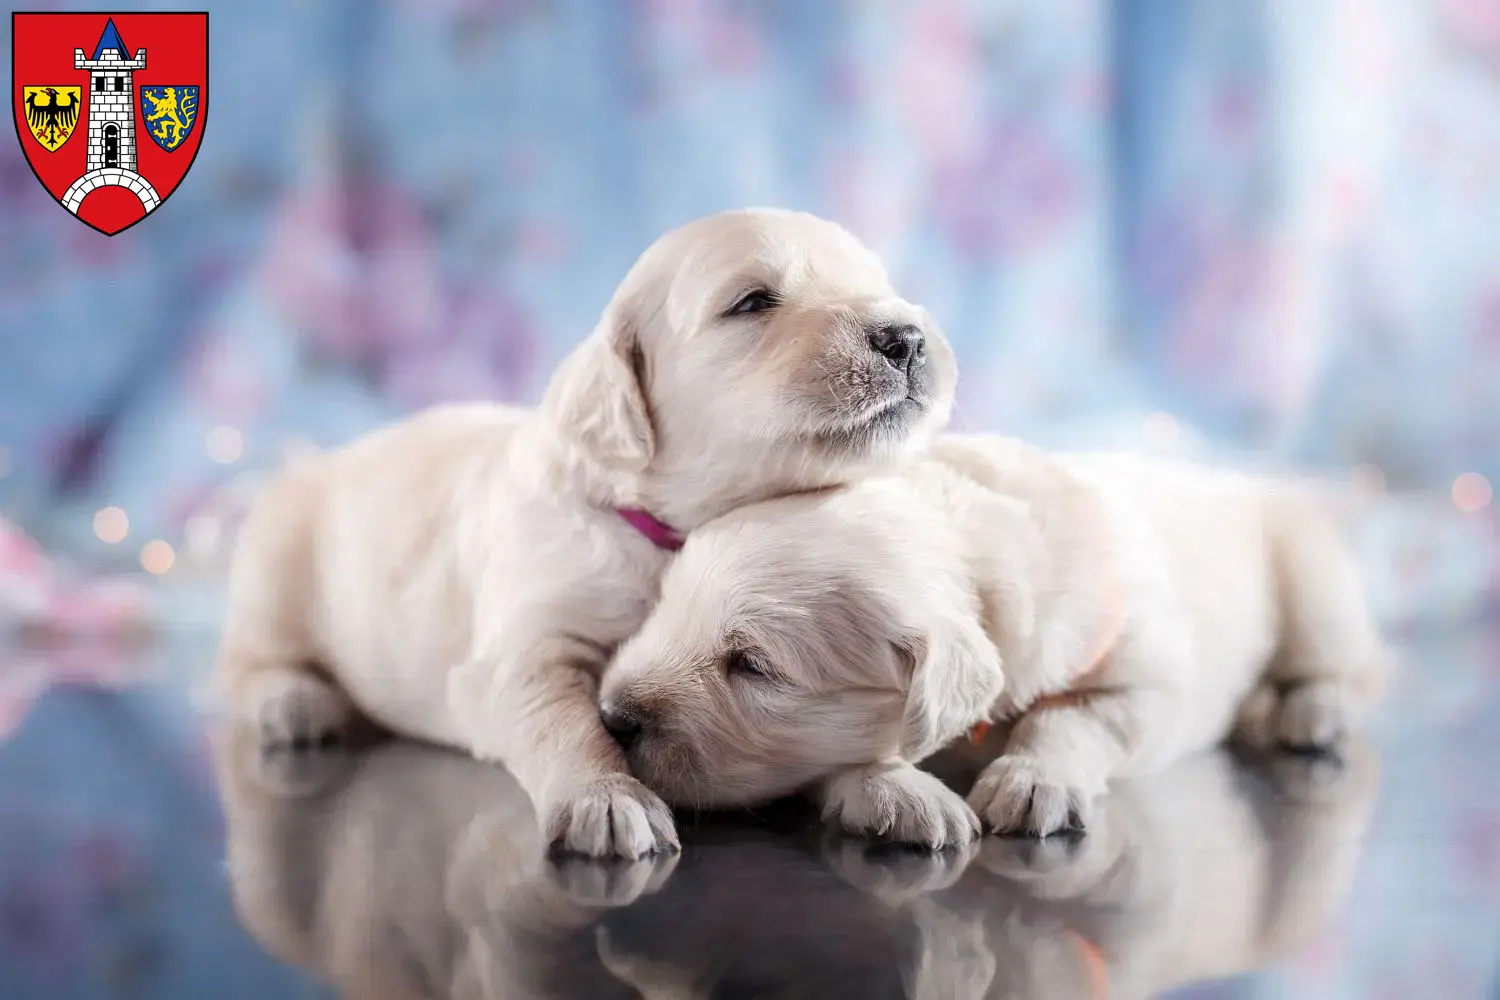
[216,209,958,858]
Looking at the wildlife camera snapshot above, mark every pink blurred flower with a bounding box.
[185,332,270,422]
[1438,0,1500,64]
[930,118,1080,259]
[261,172,541,410]
[894,0,985,165]
[2,518,146,640]
[262,179,434,367]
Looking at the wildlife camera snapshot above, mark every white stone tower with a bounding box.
[62,19,160,215]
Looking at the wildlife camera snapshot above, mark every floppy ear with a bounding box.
[898,613,1004,761]
[542,307,654,471]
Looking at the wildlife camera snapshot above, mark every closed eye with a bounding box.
[724,648,772,680]
[725,289,779,317]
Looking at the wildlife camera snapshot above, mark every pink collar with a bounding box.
[616,507,686,551]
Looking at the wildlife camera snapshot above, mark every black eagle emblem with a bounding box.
[25,87,82,150]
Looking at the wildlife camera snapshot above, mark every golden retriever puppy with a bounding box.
[216,208,957,859]
[599,435,1392,846]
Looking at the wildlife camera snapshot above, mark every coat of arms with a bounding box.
[11,13,209,235]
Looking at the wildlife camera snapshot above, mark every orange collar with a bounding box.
[970,521,1123,745]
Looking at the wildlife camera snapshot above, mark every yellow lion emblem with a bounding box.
[143,86,192,150]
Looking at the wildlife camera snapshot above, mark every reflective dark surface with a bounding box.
[2,627,1499,999]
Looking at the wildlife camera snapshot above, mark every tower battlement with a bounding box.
[73,46,146,72]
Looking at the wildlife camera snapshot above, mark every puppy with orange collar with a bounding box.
[599,435,1393,846]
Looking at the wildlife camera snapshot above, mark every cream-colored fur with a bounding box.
[826,743,1381,1000]
[215,208,957,859]
[600,434,1393,846]
[217,733,1377,1000]
[213,733,679,1000]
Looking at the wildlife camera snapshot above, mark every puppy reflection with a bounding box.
[214,733,673,1000]
[217,730,1376,1000]
[219,731,917,999]
[825,742,1381,1000]
[593,821,916,1000]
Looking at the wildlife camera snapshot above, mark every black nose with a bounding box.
[868,324,925,372]
[600,703,644,752]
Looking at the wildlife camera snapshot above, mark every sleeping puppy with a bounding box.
[599,435,1392,847]
[215,208,957,859]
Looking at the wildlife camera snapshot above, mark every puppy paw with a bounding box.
[968,755,1094,838]
[822,761,979,851]
[546,774,681,860]
[1273,682,1352,752]
[245,669,354,749]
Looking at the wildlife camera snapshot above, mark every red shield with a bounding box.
[11,12,208,236]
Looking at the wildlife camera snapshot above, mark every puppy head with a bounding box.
[541,209,957,511]
[598,484,1003,808]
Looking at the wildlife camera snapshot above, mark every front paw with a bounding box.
[968,756,1094,838]
[546,774,681,860]
[1273,682,1352,752]
[822,761,979,851]
[245,670,354,749]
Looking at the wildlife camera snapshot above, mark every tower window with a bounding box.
[111,76,122,92]
[94,76,103,92]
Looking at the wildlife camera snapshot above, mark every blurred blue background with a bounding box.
[2,4,1500,999]
[1,0,1497,626]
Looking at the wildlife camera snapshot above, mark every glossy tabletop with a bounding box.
[1,624,1498,999]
